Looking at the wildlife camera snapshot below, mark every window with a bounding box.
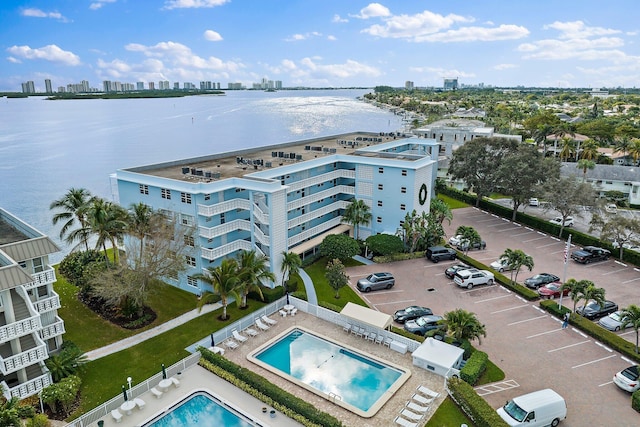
[399,220,405,227]
[401,186,407,193]
[181,214,194,226]
[161,188,171,199]
[18,261,27,269]
[378,167,384,174]
[401,170,407,176]
[400,204,406,210]
[37,286,48,298]
[33,258,44,273]
[186,256,196,267]
[204,193,210,201]
[376,217,382,223]
[184,235,194,246]
[377,201,383,207]
[378,184,384,190]
[181,192,192,204]
[187,276,198,287]
[139,184,149,195]
[220,212,225,224]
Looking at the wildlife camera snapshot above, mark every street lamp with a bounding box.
[127,377,132,398]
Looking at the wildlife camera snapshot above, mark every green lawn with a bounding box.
[437,194,469,210]
[426,396,474,427]
[304,257,367,309]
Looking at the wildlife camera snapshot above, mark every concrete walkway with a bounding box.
[298,269,318,305]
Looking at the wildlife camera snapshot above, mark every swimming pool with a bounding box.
[143,391,255,427]
[248,326,411,417]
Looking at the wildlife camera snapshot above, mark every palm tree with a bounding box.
[576,159,595,182]
[628,139,640,166]
[579,139,599,161]
[0,393,20,427]
[534,124,554,156]
[45,344,88,382]
[500,248,534,285]
[621,305,640,353]
[559,137,576,162]
[613,138,633,165]
[342,199,372,240]
[50,187,93,251]
[561,279,591,313]
[194,259,241,320]
[430,198,453,225]
[280,251,302,292]
[443,308,487,345]
[236,250,275,308]
[87,198,129,264]
[128,202,155,262]
[577,283,606,315]
[552,123,575,157]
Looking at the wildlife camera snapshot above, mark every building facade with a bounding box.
[0,209,65,400]
[112,133,439,296]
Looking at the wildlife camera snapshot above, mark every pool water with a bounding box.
[253,328,404,413]
[145,392,253,427]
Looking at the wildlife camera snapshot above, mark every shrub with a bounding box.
[16,404,35,419]
[41,375,82,415]
[248,286,284,303]
[460,351,488,385]
[58,250,107,292]
[25,414,51,427]
[365,233,405,256]
[319,234,360,262]
[448,377,509,427]
[632,389,640,413]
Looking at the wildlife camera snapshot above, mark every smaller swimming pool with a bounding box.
[143,390,255,427]
[248,326,411,418]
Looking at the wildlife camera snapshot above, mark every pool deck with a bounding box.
[89,310,444,427]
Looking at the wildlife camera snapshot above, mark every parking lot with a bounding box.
[346,206,640,426]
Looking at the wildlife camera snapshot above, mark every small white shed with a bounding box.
[412,338,464,378]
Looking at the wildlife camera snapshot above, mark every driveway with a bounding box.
[346,206,640,426]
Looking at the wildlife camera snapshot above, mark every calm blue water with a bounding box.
[254,329,403,412]
[0,90,405,262]
[146,392,253,427]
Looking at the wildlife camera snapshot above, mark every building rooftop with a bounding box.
[0,213,30,246]
[124,131,416,182]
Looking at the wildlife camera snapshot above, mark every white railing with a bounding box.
[14,286,41,319]
[287,185,355,211]
[0,316,41,344]
[252,225,269,246]
[197,199,251,217]
[34,292,61,314]
[3,372,52,400]
[286,169,356,192]
[39,317,66,340]
[252,203,269,225]
[199,219,251,239]
[24,267,57,289]
[63,353,202,427]
[1,342,48,375]
[287,200,350,228]
[287,216,344,247]
[201,240,257,261]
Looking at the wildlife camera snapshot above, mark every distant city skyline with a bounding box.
[2,1,640,91]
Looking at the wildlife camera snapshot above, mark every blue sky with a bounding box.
[2,1,639,91]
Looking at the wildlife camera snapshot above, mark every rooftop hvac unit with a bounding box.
[205,171,212,178]
[181,167,190,174]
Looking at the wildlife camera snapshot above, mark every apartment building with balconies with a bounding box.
[112,132,439,296]
[0,208,64,400]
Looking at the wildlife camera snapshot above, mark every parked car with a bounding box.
[524,273,561,289]
[529,198,540,207]
[549,216,574,227]
[570,246,611,264]
[356,272,395,292]
[537,282,569,299]
[454,269,495,289]
[576,300,618,320]
[425,246,457,263]
[605,204,618,214]
[448,234,464,246]
[445,263,471,279]
[393,306,433,324]
[403,315,444,336]
[457,239,486,251]
[490,257,514,272]
[598,310,631,331]
[613,365,640,392]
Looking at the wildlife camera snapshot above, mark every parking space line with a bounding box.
[595,342,613,352]
[523,236,547,243]
[601,268,628,275]
[537,231,546,236]
[536,242,561,248]
[615,260,628,267]
[508,315,547,326]
[375,299,416,306]
[547,340,590,353]
[512,231,534,237]
[622,277,640,284]
[572,328,588,338]
[622,356,635,364]
[598,381,614,387]
[477,218,497,223]
[491,304,530,314]
[526,328,563,339]
[525,227,534,231]
[496,227,519,232]
[475,295,512,304]
[364,289,404,295]
[620,330,635,337]
[550,237,560,241]
[571,354,617,369]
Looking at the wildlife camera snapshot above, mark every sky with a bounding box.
[2,0,640,92]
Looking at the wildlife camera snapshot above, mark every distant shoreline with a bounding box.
[45,91,226,100]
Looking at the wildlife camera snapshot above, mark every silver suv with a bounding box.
[356,272,395,292]
[454,269,495,289]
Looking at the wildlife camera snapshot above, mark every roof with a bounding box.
[560,162,640,183]
[340,302,393,330]
[412,337,464,368]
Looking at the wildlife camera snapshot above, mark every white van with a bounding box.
[496,389,566,427]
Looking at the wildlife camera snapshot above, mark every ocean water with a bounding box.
[0,89,405,262]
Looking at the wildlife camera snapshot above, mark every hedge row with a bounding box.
[447,377,509,427]
[632,389,640,413]
[460,351,488,385]
[198,347,343,427]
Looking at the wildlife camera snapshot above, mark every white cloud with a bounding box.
[327,35,337,41]
[6,56,21,64]
[332,14,348,23]
[362,10,473,39]
[493,63,518,70]
[90,0,117,11]
[417,24,529,43]
[163,0,229,10]
[353,3,391,19]
[21,8,68,21]
[409,66,475,79]
[203,30,223,41]
[6,45,80,65]
[285,32,323,42]
[544,21,620,39]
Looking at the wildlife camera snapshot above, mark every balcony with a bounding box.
[288,216,344,247]
[39,317,65,340]
[287,185,355,211]
[33,292,61,314]
[199,219,251,239]
[201,240,263,261]
[0,316,42,344]
[23,267,56,290]
[287,200,350,228]
[3,372,52,400]
[0,342,48,375]
[197,199,251,217]
[286,169,356,192]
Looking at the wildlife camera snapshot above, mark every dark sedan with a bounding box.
[524,273,560,289]
[403,315,444,336]
[576,300,619,320]
[393,306,433,323]
[445,263,471,279]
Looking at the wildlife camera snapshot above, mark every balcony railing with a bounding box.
[288,216,344,247]
[197,199,251,217]
[0,316,42,344]
[0,343,48,375]
[287,185,355,211]
[23,267,56,290]
[39,317,65,340]
[287,200,350,228]
[286,169,356,192]
[199,219,251,239]
[3,372,52,400]
[201,240,263,261]
[34,292,61,314]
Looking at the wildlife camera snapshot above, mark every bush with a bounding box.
[373,251,425,263]
[41,375,82,415]
[16,404,35,419]
[448,377,509,427]
[319,234,360,262]
[25,414,51,427]
[632,389,640,413]
[58,250,107,292]
[248,286,284,303]
[365,233,405,256]
[460,351,488,385]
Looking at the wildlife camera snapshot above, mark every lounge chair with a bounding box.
[343,323,351,333]
[256,318,270,331]
[232,329,248,342]
[401,409,423,421]
[224,339,239,350]
[244,328,258,337]
[134,397,146,410]
[406,401,429,413]
[111,409,123,423]
[209,346,225,355]
[412,393,434,405]
[350,325,358,335]
[416,385,440,398]
[150,387,163,399]
[394,416,417,427]
[262,315,277,325]
[384,337,393,347]
[356,327,364,337]
[279,309,288,317]
[375,334,384,344]
[170,376,181,387]
[367,332,376,342]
